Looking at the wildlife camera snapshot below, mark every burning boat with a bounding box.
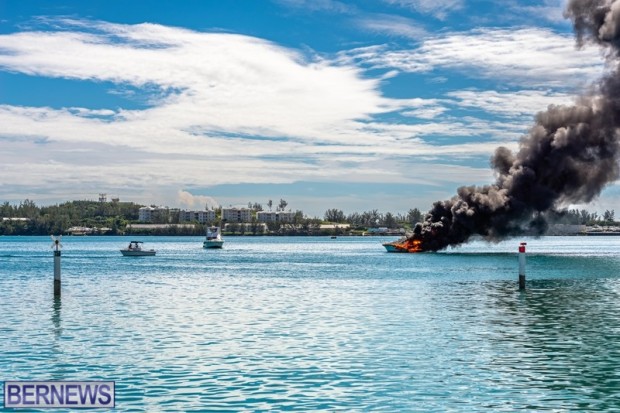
[383,238,423,253]
[385,0,620,253]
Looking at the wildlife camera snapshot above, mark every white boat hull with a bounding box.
[203,240,224,249]
[383,242,405,253]
[120,249,156,256]
[203,225,224,249]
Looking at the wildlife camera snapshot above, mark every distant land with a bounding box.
[0,199,617,237]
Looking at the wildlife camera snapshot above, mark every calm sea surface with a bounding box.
[1,235,620,412]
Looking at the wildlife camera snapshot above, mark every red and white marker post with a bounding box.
[518,242,527,290]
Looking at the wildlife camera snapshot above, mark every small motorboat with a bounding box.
[382,235,423,253]
[382,241,406,252]
[203,226,224,249]
[120,241,156,256]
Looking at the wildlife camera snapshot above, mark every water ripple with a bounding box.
[1,236,620,411]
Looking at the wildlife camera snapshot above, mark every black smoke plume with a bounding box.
[404,0,620,252]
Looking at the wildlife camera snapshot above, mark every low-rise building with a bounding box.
[365,227,405,235]
[257,211,295,223]
[222,207,252,223]
[66,226,112,235]
[320,224,351,230]
[179,210,216,223]
[138,206,176,223]
[127,224,196,230]
[138,206,168,222]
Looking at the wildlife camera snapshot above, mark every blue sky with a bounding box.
[0,0,616,217]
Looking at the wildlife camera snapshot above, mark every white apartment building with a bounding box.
[138,206,152,222]
[178,210,216,223]
[138,206,177,223]
[139,206,297,224]
[222,207,252,223]
[197,210,216,223]
[256,211,295,223]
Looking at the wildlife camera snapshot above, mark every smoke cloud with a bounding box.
[402,0,620,252]
[177,190,220,210]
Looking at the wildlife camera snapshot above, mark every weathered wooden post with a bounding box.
[51,235,62,296]
[518,242,526,290]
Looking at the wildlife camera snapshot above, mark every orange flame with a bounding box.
[394,238,423,253]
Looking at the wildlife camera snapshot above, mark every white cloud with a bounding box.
[356,14,427,39]
[273,0,353,13]
[382,0,464,20]
[0,20,529,157]
[0,21,399,152]
[446,89,575,118]
[517,5,567,24]
[0,21,391,136]
[339,27,604,88]
[0,19,604,211]
[510,0,568,24]
[177,190,220,210]
[402,106,447,119]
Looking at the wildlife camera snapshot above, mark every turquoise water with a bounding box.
[1,235,620,411]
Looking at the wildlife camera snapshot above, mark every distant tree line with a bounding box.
[323,208,423,229]
[246,198,289,212]
[550,208,616,226]
[1,199,616,236]
[0,199,140,235]
[322,207,619,229]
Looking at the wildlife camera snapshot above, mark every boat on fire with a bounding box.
[120,241,156,256]
[203,226,224,249]
[383,240,406,252]
[382,235,423,253]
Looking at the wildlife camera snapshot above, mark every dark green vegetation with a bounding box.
[324,208,423,229]
[0,199,616,236]
[0,200,139,235]
[0,199,427,236]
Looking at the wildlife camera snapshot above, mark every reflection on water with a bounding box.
[467,278,620,410]
[51,295,62,339]
[521,280,620,410]
[0,236,620,411]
